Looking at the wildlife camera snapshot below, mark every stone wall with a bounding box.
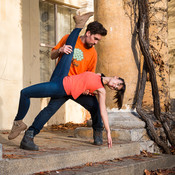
[141,0,169,112]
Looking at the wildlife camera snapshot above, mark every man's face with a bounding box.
[84,31,102,49]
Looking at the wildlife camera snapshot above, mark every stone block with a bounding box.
[74,127,92,139]
[111,128,149,141]
[108,112,145,129]
[87,112,146,129]
[130,129,150,141]
[75,127,149,142]
[0,144,2,160]
[139,140,160,153]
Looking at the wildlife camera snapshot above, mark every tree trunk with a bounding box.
[136,0,173,153]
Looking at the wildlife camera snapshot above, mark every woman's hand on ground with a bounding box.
[107,132,112,148]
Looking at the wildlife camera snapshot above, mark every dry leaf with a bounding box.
[86,162,93,166]
[144,169,151,175]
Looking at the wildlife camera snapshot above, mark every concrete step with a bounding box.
[87,112,145,129]
[0,142,139,175]
[108,112,145,129]
[75,128,160,153]
[47,154,175,175]
[77,111,160,153]
[75,127,149,142]
[0,131,140,175]
[85,112,148,142]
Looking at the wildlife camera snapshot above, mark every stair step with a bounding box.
[108,112,145,129]
[87,112,146,129]
[75,127,149,142]
[0,142,140,175]
[48,154,175,175]
[75,127,160,153]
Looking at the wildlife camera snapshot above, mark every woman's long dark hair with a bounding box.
[114,77,126,109]
[101,73,126,109]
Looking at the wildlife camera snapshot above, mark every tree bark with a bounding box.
[136,0,173,153]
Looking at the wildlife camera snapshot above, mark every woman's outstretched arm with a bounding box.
[97,88,112,148]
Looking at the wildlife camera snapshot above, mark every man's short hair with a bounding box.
[86,21,107,36]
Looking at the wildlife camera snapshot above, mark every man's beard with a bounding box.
[85,41,93,49]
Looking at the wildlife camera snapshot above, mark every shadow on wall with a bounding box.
[171,99,175,112]
[131,25,140,110]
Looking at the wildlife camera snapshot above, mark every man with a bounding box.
[48,21,107,146]
[9,15,107,150]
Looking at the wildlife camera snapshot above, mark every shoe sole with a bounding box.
[20,143,39,151]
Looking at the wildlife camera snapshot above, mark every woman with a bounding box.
[63,71,125,148]
[8,12,126,149]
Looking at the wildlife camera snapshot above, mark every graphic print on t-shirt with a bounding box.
[72,48,84,67]
[73,48,84,61]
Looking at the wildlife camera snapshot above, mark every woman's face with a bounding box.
[108,77,123,90]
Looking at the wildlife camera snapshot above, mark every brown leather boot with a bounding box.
[8,120,27,140]
[73,12,94,28]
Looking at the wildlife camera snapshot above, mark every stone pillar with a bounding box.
[94,0,169,110]
[94,0,139,109]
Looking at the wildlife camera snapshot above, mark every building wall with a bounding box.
[0,0,174,130]
[0,0,93,130]
[0,0,23,129]
[0,0,40,130]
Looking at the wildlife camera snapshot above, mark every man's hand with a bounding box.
[51,45,73,59]
[60,44,73,55]
[82,90,94,96]
[82,90,90,95]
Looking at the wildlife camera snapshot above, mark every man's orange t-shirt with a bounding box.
[52,34,97,76]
